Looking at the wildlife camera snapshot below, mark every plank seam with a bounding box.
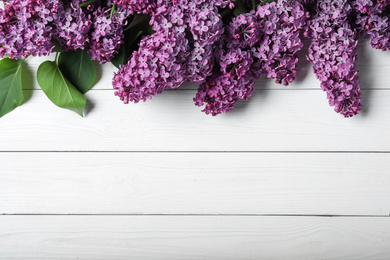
[2,151,390,153]
[1,214,389,217]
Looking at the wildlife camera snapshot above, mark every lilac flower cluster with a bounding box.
[194,0,306,116]
[54,0,92,51]
[89,4,131,63]
[252,0,306,85]
[113,31,189,103]
[306,0,361,117]
[113,0,158,14]
[194,14,257,116]
[1,0,390,118]
[353,0,390,50]
[0,0,60,59]
[0,0,131,63]
[113,0,232,103]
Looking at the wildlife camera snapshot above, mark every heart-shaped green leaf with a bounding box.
[58,50,96,94]
[37,61,86,117]
[0,58,24,118]
[111,30,143,69]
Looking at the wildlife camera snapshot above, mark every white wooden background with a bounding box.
[1,39,390,259]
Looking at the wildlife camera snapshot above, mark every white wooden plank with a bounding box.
[0,215,389,259]
[0,88,389,151]
[1,152,389,215]
[22,38,390,90]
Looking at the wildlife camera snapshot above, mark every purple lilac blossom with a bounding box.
[0,0,61,59]
[251,0,306,85]
[353,0,390,50]
[194,11,258,116]
[53,0,92,51]
[112,31,190,103]
[112,0,159,14]
[88,4,131,63]
[150,1,227,83]
[194,0,306,116]
[306,0,362,117]
[113,0,234,14]
[113,0,233,105]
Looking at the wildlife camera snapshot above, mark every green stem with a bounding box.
[54,52,59,63]
[110,4,116,19]
[79,0,98,8]
[252,0,256,10]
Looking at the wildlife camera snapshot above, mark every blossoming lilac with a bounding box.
[89,4,130,63]
[195,0,306,115]
[194,12,258,116]
[54,0,92,51]
[112,31,189,103]
[252,0,306,85]
[353,0,390,51]
[306,0,361,117]
[0,0,60,59]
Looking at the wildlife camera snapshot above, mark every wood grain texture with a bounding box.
[1,152,389,215]
[0,89,389,151]
[1,216,389,260]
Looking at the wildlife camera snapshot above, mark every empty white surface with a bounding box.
[1,216,390,260]
[1,153,390,215]
[1,39,390,259]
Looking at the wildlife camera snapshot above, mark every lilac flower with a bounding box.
[0,0,61,59]
[88,4,131,63]
[53,0,92,51]
[113,0,166,14]
[353,0,390,50]
[306,0,361,117]
[194,72,255,116]
[150,1,226,83]
[113,0,233,105]
[251,0,306,85]
[112,31,190,103]
[194,11,258,116]
[195,0,306,115]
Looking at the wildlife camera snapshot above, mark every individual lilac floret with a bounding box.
[353,0,390,50]
[251,0,306,85]
[306,0,361,117]
[0,0,60,59]
[53,0,92,51]
[113,31,189,103]
[89,4,131,64]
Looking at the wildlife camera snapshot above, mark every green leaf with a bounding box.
[111,30,143,68]
[58,50,96,94]
[233,0,248,16]
[0,58,24,118]
[52,41,65,53]
[127,14,151,31]
[37,61,86,117]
